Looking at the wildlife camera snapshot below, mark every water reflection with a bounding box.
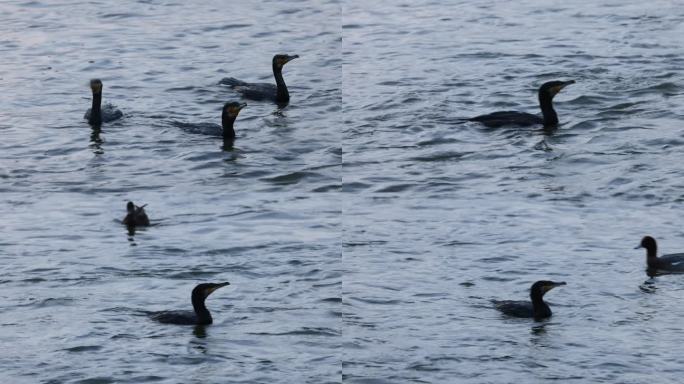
[193,325,207,339]
[89,126,103,154]
[530,323,548,336]
[639,277,657,294]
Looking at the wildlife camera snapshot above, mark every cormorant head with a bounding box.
[90,79,103,94]
[192,282,230,300]
[635,236,657,254]
[126,201,135,213]
[273,54,299,69]
[222,102,247,119]
[539,80,575,99]
[530,280,566,297]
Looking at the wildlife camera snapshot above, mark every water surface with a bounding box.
[343,0,684,382]
[0,1,341,383]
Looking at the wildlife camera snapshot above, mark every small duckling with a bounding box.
[123,201,150,227]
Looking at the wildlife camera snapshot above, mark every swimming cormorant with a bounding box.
[219,54,299,103]
[150,282,230,325]
[84,79,123,125]
[493,280,566,320]
[469,80,575,128]
[221,102,246,145]
[636,236,684,272]
[123,201,150,227]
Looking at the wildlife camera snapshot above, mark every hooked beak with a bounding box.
[549,80,574,97]
[543,281,566,292]
[286,54,299,63]
[207,282,230,295]
[560,80,575,90]
[634,244,643,249]
[238,103,247,110]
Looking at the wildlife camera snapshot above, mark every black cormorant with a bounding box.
[636,236,684,272]
[173,102,246,147]
[221,102,246,146]
[123,201,150,227]
[150,282,230,325]
[493,280,566,320]
[84,79,123,125]
[469,80,575,128]
[219,54,299,103]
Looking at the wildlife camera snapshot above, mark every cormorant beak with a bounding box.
[634,244,643,249]
[207,282,230,295]
[543,281,566,292]
[238,103,247,110]
[286,55,299,63]
[549,80,574,96]
[560,80,575,89]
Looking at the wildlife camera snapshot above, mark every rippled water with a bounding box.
[4,0,684,383]
[1,0,340,383]
[343,0,684,383]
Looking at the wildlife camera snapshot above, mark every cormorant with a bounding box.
[636,236,684,272]
[493,280,566,320]
[219,54,299,103]
[173,102,246,147]
[221,102,246,146]
[469,80,575,128]
[84,79,123,125]
[123,201,150,227]
[150,282,230,325]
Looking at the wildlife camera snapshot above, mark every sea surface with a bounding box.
[0,1,341,383]
[343,0,684,383]
[3,0,684,383]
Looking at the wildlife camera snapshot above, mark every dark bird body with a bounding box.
[150,282,230,325]
[84,79,122,125]
[493,301,540,318]
[636,236,684,272]
[470,80,575,128]
[220,102,246,146]
[123,201,150,227]
[493,280,566,320]
[220,54,299,104]
[176,102,245,147]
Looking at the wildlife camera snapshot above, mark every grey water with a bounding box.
[0,1,340,383]
[2,0,684,383]
[342,0,684,383]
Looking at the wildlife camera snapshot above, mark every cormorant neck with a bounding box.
[539,93,558,126]
[272,63,289,102]
[90,92,102,125]
[221,113,236,145]
[530,290,551,318]
[192,294,213,325]
[646,245,657,260]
